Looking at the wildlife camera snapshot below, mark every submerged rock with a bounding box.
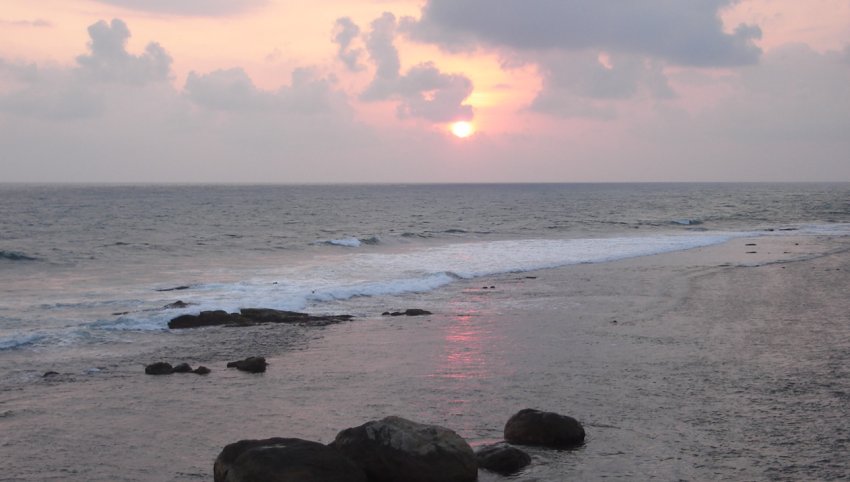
[227,357,267,373]
[214,437,367,482]
[382,309,433,317]
[331,416,477,482]
[145,362,174,375]
[475,443,531,475]
[504,409,585,448]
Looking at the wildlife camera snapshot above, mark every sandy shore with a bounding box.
[3,234,849,481]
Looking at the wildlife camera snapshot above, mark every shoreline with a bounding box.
[2,233,850,480]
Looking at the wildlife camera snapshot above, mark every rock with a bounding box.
[240,308,353,325]
[193,366,211,375]
[43,371,60,378]
[227,357,267,373]
[331,416,477,482]
[214,437,367,482]
[156,285,191,292]
[172,363,193,373]
[169,308,353,329]
[168,310,250,329]
[504,409,585,448]
[145,362,174,375]
[475,443,531,475]
[165,300,192,309]
[383,309,433,317]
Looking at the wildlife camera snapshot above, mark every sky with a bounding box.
[0,0,848,183]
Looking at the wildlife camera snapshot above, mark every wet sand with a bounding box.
[2,234,849,481]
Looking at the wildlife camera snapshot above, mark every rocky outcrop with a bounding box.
[475,443,531,475]
[331,416,477,482]
[381,309,433,317]
[145,362,174,375]
[168,310,250,329]
[168,308,353,329]
[227,357,267,373]
[504,409,585,448]
[214,437,367,482]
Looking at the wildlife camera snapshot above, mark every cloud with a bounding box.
[186,67,348,115]
[76,19,172,84]
[93,0,267,16]
[530,51,675,119]
[408,0,762,67]
[333,17,365,72]
[360,13,473,122]
[0,18,51,27]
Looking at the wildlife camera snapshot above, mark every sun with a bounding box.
[450,121,475,138]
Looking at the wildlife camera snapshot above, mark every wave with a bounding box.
[0,250,38,261]
[671,219,703,226]
[316,236,381,248]
[307,272,461,304]
[0,333,46,351]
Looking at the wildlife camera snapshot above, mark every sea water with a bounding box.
[2,183,848,354]
[1,183,849,480]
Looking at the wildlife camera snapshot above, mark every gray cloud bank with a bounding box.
[407,0,762,67]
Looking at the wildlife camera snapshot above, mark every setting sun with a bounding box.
[450,121,475,138]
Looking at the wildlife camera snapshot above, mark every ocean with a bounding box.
[1,183,849,480]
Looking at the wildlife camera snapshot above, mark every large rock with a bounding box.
[214,437,367,482]
[504,409,585,448]
[331,416,477,482]
[145,362,174,375]
[227,357,267,373]
[168,310,249,329]
[240,308,353,325]
[168,308,353,329]
[475,443,531,475]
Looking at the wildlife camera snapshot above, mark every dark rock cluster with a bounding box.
[144,361,210,375]
[213,409,585,481]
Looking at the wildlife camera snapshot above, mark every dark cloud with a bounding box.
[76,19,172,84]
[361,13,473,122]
[530,51,674,119]
[333,17,365,72]
[408,0,762,67]
[93,0,267,16]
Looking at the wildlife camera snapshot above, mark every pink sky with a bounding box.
[1,0,848,182]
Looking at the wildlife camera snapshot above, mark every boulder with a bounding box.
[145,362,174,375]
[172,363,193,373]
[227,357,267,373]
[504,409,585,448]
[331,416,477,482]
[214,437,367,482]
[475,443,531,475]
[168,310,250,329]
[193,366,211,375]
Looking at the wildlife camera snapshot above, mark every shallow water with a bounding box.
[3,236,850,480]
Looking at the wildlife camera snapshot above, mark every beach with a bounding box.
[3,233,848,481]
